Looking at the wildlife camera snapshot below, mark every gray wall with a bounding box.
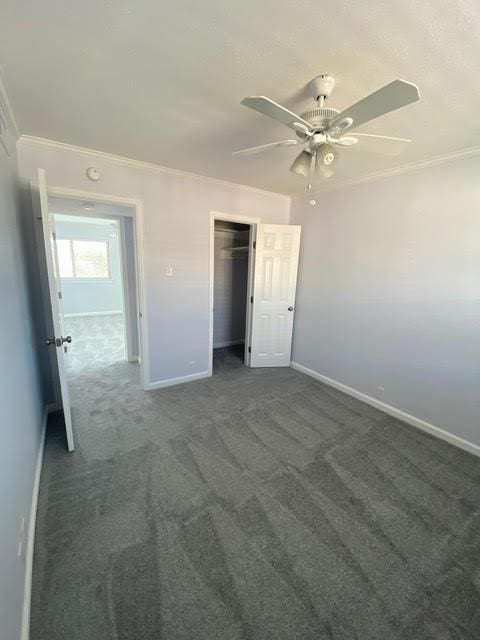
[290,156,480,446]
[17,139,289,387]
[213,227,249,347]
[54,217,123,316]
[0,112,45,636]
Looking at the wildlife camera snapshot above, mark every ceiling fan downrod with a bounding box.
[309,74,336,107]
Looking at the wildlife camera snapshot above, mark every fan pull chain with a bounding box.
[308,151,316,192]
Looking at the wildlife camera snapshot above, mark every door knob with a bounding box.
[46,336,72,346]
[288,306,294,311]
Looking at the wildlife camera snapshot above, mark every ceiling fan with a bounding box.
[234,75,420,192]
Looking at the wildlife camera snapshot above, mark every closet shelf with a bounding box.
[220,244,249,259]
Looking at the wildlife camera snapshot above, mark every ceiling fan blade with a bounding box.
[232,139,302,156]
[343,133,412,156]
[329,80,420,131]
[241,96,313,132]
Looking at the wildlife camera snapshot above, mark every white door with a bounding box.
[250,224,301,367]
[37,169,75,451]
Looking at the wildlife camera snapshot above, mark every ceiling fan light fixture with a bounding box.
[315,143,338,178]
[318,167,335,179]
[290,150,312,177]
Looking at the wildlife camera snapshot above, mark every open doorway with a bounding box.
[33,170,148,451]
[210,213,258,374]
[209,212,302,376]
[48,197,140,381]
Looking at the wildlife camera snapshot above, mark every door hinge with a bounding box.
[250,296,253,304]
[58,291,62,299]
[248,346,251,353]
[253,241,256,249]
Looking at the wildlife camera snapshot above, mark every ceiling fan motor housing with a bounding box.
[300,107,340,133]
[308,74,336,100]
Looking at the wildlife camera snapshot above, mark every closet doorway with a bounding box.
[209,212,258,373]
[209,211,302,374]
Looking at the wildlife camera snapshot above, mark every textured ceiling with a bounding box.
[2,0,480,194]
[49,197,132,219]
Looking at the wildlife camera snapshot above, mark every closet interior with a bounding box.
[213,220,251,360]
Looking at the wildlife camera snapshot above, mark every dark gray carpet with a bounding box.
[32,346,480,639]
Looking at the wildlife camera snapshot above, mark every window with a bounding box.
[57,239,74,277]
[57,239,111,279]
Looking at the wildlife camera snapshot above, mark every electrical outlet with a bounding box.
[165,266,174,277]
[375,386,385,400]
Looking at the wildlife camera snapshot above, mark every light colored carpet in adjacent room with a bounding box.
[63,313,126,373]
[32,346,480,639]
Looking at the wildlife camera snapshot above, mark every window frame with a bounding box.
[57,237,113,282]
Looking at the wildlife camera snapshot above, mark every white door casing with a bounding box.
[250,224,301,367]
[37,168,75,451]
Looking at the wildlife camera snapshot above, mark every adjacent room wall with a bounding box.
[17,138,290,388]
[290,155,480,448]
[53,217,123,316]
[213,225,249,348]
[123,216,140,359]
[0,90,45,639]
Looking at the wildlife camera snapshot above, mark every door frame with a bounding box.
[50,209,137,364]
[33,184,149,391]
[208,210,260,375]
[118,217,138,363]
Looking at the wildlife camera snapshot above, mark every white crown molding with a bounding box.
[292,144,480,199]
[0,68,20,140]
[18,134,480,201]
[18,135,290,201]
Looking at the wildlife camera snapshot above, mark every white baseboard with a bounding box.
[291,361,480,458]
[213,339,244,349]
[146,369,210,391]
[21,406,48,640]
[63,310,123,318]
